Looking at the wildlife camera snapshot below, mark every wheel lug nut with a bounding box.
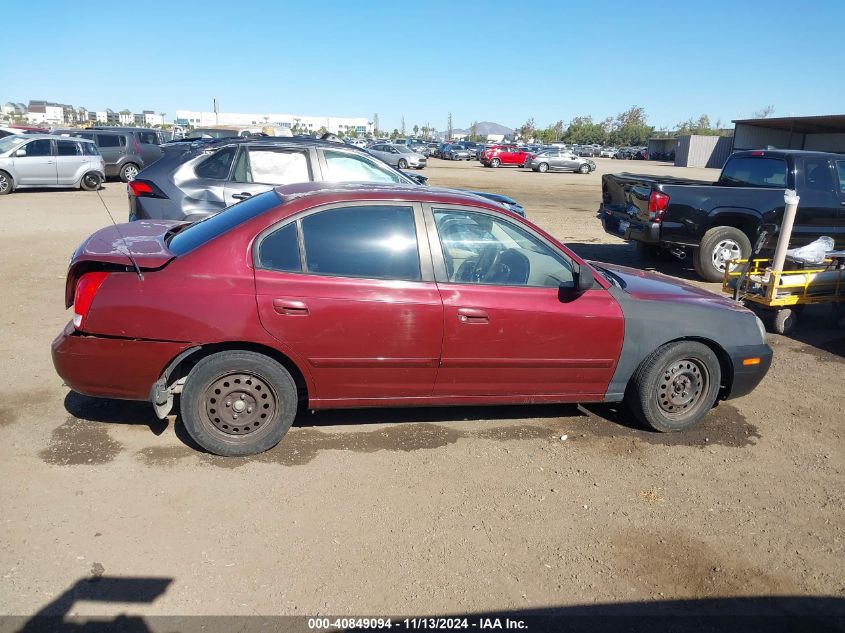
[240,394,246,400]
[233,414,238,419]
[247,407,252,413]
[225,400,231,407]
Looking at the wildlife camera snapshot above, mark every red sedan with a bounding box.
[480,145,531,168]
[53,183,771,455]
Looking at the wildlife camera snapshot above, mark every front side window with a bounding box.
[301,205,420,281]
[434,209,573,287]
[56,140,82,156]
[234,147,311,185]
[322,150,403,183]
[23,139,52,157]
[195,146,237,180]
[836,161,845,194]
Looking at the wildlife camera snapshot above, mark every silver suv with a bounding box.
[0,135,105,194]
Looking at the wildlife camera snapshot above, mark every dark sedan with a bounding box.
[54,183,771,456]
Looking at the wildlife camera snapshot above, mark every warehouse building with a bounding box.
[732,114,845,153]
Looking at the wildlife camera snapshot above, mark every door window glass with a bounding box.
[257,223,301,272]
[433,209,573,287]
[23,139,52,157]
[96,134,123,148]
[244,147,310,185]
[836,161,845,194]
[195,146,237,180]
[803,159,834,192]
[323,150,403,183]
[56,140,82,156]
[301,205,420,280]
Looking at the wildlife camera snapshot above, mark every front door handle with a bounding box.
[273,299,309,316]
[232,192,252,200]
[457,307,489,324]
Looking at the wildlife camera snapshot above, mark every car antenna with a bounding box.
[95,188,144,280]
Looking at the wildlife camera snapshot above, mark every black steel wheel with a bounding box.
[626,341,721,432]
[80,172,101,191]
[180,351,298,456]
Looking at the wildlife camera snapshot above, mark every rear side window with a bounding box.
[195,146,237,180]
[720,157,787,187]
[137,132,159,145]
[323,150,403,183]
[257,223,301,272]
[235,147,311,185]
[301,205,420,281]
[82,142,100,156]
[96,134,124,148]
[56,140,82,156]
[837,161,845,193]
[803,159,834,192]
[168,190,281,256]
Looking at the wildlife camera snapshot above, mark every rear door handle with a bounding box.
[232,192,252,200]
[457,307,489,324]
[273,299,309,316]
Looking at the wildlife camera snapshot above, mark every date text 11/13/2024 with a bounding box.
[307,617,528,630]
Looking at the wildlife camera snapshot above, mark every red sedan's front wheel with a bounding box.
[626,341,721,433]
[180,351,298,455]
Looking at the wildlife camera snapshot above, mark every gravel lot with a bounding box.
[0,157,843,621]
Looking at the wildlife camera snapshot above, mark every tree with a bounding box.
[753,105,775,119]
[607,106,653,146]
[469,120,479,141]
[391,128,400,140]
[401,115,406,136]
[674,114,720,136]
[315,126,328,138]
[413,124,419,137]
[518,117,536,141]
[446,112,453,140]
[373,113,380,137]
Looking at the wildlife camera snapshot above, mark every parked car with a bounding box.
[445,144,472,161]
[54,128,161,182]
[367,143,427,169]
[480,145,531,168]
[599,148,616,158]
[0,126,44,139]
[0,134,105,194]
[600,149,845,281]
[614,148,635,160]
[527,149,596,174]
[53,182,772,456]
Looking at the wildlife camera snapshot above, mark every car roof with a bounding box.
[730,149,845,160]
[12,133,95,143]
[272,181,505,212]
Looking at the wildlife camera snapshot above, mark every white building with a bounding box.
[26,101,64,125]
[175,109,372,136]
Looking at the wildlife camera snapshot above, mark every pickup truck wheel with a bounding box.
[694,226,751,283]
[626,341,721,433]
[537,162,549,173]
[180,351,298,456]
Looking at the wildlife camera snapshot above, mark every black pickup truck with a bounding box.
[600,150,845,281]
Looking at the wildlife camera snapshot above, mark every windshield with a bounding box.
[0,135,28,154]
[395,145,413,154]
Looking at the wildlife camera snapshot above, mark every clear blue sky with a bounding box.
[3,0,841,132]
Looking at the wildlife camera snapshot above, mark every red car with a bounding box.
[52,183,771,456]
[480,145,531,168]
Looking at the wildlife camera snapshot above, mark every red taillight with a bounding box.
[648,191,670,222]
[751,150,764,156]
[128,180,154,197]
[73,272,109,330]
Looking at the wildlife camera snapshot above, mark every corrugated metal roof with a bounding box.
[732,114,845,134]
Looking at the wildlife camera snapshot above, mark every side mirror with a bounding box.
[404,172,429,186]
[14,149,26,157]
[560,264,595,300]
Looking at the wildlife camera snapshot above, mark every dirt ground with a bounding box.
[0,157,843,622]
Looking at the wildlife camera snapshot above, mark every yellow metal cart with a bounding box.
[723,254,845,334]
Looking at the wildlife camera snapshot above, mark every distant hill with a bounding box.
[445,121,514,138]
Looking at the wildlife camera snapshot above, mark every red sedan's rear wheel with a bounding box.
[180,351,298,455]
[626,341,721,432]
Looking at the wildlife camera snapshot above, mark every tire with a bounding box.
[537,162,549,173]
[772,308,798,335]
[626,341,721,433]
[80,172,101,191]
[0,170,12,195]
[397,158,408,169]
[694,226,752,283]
[119,163,140,182]
[579,163,591,174]
[490,158,501,168]
[179,351,298,456]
